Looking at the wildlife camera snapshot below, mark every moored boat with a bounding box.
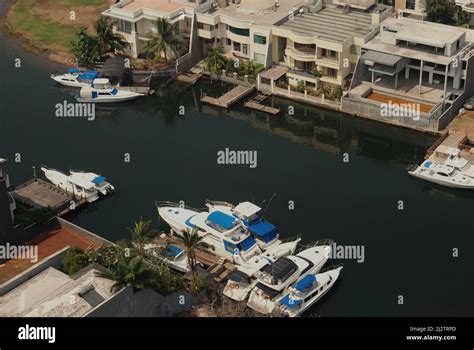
[51,68,100,88]
[408,160,474,189]
[76,79,143,103]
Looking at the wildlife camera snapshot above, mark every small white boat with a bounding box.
[277,266,343,317]
[41,166,99,203]
[223,238,301,301]
[51,68,100,88]
[76,79,143,103]
[409,160,474,189]
[246,241,332,315]
[144,241,192,273]
[69,170,115,196]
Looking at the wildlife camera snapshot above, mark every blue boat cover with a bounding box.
[111,88,119,95]
[185,215,197,229]
[78,71,99,81]
[279,293,302,309]
[248,221,278,243]
[68,67,80,74]
[423,161,433,169]
[92,176,106,184]
[294,275,316,292]
[207,211,236,230]
[240,235,257,251]
[248,222,276,236]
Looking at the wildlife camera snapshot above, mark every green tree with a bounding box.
[140,18,184,61]
[71,27,100,64]
[425,0,469,26]
[204,46,226,74]
[127,218,158,246]
[61,248,90,275]
[333,86,343,100]
[95,16,127,58]
[296,80,306,93]
[175,228,209,277]
[95,255,159,293]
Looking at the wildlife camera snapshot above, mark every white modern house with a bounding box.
[343,17,474,131]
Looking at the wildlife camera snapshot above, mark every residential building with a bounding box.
[343,17,474,131]
[270,1,393,90]
[395,0,425,20]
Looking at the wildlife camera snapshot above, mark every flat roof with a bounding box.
[209,0,304,26]
[119,0,196,13]
[381,17,466,47]
[277,7,374,43]
[362,50,402,66]
[0,266,115,317]
[13,178,73,209]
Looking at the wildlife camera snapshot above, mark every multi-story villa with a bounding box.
[343,17,474,131]
[270,0,392,90]
[104,0,392,89]
[456,0,474,26]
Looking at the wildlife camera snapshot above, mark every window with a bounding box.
[229,26,250,37]
[254,34,267,45]
[406,0,416,10]
[242,44,248,55]
[117,20,132,33]
[327,68,337,77]
[350,45,361,55]
[233,42,241,52]
[197,23,204,29]
[254,53,265,63]
[226,38,232,46]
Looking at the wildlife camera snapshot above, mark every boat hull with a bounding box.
[409,171,474,189]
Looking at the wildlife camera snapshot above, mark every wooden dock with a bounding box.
[244,92,280,115]
[176,72,202,85]
[201,85,255,108]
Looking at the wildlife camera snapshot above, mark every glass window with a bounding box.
[254,34,267,45]
[226,38,232,46]
[229,26,249,37]
[242,44,248,55]
[118,20,132,33]
[406,0,416,10]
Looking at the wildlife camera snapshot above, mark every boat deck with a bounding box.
[244,93,280,115]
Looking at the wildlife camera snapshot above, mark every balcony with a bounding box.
[285,46,316,62]
[316,56,340,69]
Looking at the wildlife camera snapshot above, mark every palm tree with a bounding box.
[95,255,159,293]
[204,46,226,74]
[140,18,184,61]
[176,228,209,277]
[95,16,127,58]
[127,218,158,244]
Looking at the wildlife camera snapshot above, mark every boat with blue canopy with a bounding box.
[277,266,343,317]
[51,68,101,88]
[69,170,115,196]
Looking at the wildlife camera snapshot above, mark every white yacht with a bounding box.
[41,166,99,203]
[51,68,100,88]
[223,238,302,301]
[205,200,280,249]
[246,241,332,315]
[409,160,474,190]
[76,79,143,103]
[69,170,115,196]
[277,266,343,318]
[156,201,262,265]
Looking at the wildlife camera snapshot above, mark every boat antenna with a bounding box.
[263,192,277,215]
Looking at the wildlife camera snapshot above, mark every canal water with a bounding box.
[1,31,473,317]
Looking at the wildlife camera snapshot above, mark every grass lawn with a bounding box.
[6,0,113,55]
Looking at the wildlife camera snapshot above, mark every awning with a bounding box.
[206,211,237,230]
[248,222,277,237]
[92,176,106,184]
[362,51,402,67]
[293,274,316,292]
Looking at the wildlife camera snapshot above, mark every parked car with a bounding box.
[464,96,474,110]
